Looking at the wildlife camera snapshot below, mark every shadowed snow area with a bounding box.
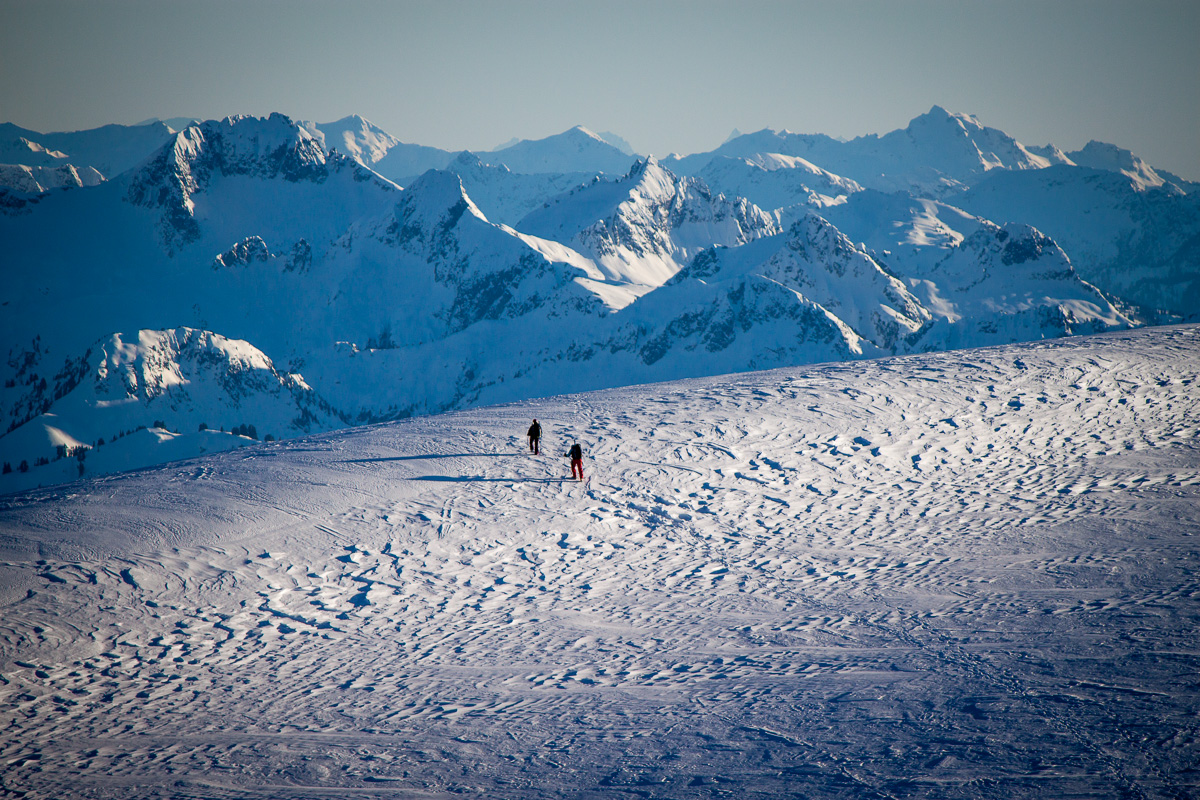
[0,325,1198,798]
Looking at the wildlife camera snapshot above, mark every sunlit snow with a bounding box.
[1,325,1196,798]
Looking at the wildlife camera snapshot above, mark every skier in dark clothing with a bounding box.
[565,442,583,481]
[527,419,542,455]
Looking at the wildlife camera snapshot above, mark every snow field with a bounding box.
[0,325,1198,798]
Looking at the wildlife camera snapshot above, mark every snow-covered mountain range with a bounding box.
[1,108,1195,491]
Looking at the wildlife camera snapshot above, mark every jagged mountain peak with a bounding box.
[449,149,508,174]
[625,153,660,172]
[14,137,68,161]
[518,153,779,290]
[451,150,485,167]
[892,106,1050,174]
[0,121,176,177]
[905,106,1009,149]
[622,154,673,190]
[694,152,864,214]
[204,113,326,161]
[322,113,376,130]
[913,104,982,130]
[928,220,1075,288]
[910,220,1133,340]
[673,109,1057,192]
[0,326,345,491]
[393,168,489,229]
[664,127,843,178]
[620,157,724,214]
[143,113,332,187]
[661,208,928,355]
[962,220,1067,266]
[0,163,105,194]
[121,113,395,254]
[1026,143,1076,166]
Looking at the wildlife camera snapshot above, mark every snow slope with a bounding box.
[1067,140,1168,191]
[632,212,929,357]
[307,115,400,167]
[447,151,594,227]
[0,120,175,178]
[0,325,1197,798]
[696,153,863,214]
[0,163,105,193]
[0,328,345,493]
[958,165,1200,317]
[492,126,638,176]
[0,113,402,359]
[904,222,1133,351]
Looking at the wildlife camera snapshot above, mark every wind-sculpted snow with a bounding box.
[0,326,1197,798]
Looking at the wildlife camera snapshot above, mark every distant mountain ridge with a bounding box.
[490,126,637,176]
[0,120,175,179]
[0,108,1193,492]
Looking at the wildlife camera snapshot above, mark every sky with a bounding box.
[2,0,1198,179]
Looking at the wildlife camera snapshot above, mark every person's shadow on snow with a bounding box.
[410,475,566,483]
[338,453,520,464]
[337,452,568,482]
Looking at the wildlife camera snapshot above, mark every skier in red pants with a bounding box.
[565,442,584,481]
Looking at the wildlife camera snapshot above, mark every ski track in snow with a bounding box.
[0,326,1198,798]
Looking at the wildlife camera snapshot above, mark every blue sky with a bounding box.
[2,0,1198,178]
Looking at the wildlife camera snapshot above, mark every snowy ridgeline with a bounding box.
[0,325,1197,798]
[1,109,1198,493]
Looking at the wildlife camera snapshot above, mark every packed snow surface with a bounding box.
[0,326,1198,798]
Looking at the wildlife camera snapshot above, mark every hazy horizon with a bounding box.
[2,0,1198,179]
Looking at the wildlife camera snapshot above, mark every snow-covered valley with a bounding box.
[1,325,1197,798]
